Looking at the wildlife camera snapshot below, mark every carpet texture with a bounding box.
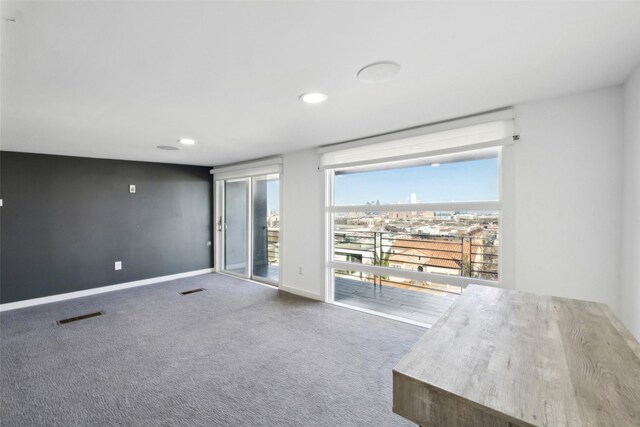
[1,273,424,426]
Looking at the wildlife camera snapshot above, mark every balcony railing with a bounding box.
[334,230,498,293]
[267,228,497,294]
[267,228,279,265]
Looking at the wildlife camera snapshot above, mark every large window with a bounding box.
[326,148,502,325]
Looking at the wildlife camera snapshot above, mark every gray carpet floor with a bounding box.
[0,273,424,426]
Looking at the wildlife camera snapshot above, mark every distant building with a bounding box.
[387,238,473,277]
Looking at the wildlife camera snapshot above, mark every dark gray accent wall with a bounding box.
[0,151,212,304]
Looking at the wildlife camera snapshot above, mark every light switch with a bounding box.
[129,185,136,193]
[115,261,122,270]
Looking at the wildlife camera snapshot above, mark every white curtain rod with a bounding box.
[317,108,514,155]
[209,157,283,175]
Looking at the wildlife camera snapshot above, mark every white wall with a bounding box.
[622,65,640,339]
[279,86,633,332]
[513,87,624,313]
[280,149,325,300]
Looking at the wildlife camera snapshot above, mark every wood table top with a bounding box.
[393,285,640,427]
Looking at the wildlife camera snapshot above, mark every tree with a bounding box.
[461,254,472,277]
[374,246,391,282]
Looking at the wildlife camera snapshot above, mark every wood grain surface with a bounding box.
[393,285,640,426]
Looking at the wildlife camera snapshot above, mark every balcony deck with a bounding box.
[225,264,279,284]
[254,264,279,283]
[334,277,458,326]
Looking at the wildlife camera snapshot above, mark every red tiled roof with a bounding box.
[387,238,471,270]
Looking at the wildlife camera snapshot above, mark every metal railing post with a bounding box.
[374,231,379,288]
[461,236,467,277]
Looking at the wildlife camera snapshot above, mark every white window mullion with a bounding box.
[324,170,336,303]
[331,261,500,289]
[328,201,500,213]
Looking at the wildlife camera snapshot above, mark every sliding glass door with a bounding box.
[219,174,280,286]
[223,179,249,276]
[252,174,280,284]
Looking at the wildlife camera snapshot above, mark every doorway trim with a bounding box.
[220,177,252,279]
[212,158,283,287]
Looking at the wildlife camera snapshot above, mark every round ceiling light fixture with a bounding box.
[357,61,401,84]
[178,138,196,145]
[299,92,328,104]
[157,145,179,151]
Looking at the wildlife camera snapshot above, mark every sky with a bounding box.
[334,157,499,205]
[267,179,280,212]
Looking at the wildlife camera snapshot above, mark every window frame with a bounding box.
[324,147,511,304]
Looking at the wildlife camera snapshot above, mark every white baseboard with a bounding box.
[0,268,215,312]
[329,301,430,328]
[213,270,321,301]
[279,284,323,301]
[215,271,320,302]
[215,271,279,290]
[223,262,245,271]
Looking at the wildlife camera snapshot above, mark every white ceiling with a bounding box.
[2,1,640,167]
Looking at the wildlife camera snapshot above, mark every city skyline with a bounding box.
[334,157,499,205]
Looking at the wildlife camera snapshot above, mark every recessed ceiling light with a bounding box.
[178,138,196,145]
[431,163,441,167]
[299,92,327,104]
[157,145,179,151]
[357,61,401,84]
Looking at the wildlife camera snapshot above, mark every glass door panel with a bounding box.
[252,174,280,284]
[223,179,249,276]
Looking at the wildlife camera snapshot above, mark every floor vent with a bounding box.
[180,288,205,296]
[57,311,104,325]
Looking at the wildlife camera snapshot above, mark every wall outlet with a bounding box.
[115,261,122,270]
[298,266,303,275]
